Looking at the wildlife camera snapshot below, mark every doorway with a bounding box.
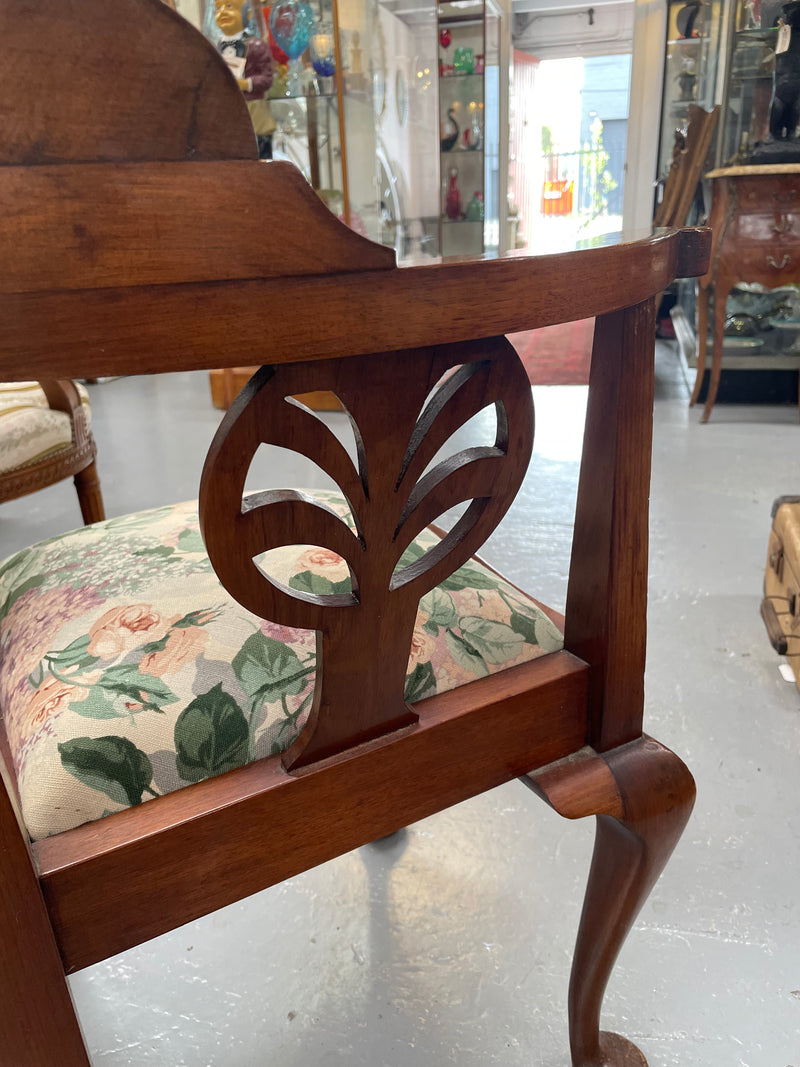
[510,51,632,254]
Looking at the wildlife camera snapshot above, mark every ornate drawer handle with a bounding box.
[767,254,791,269]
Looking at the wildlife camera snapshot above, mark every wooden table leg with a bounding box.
[701,279,730,423]
[690,283,710,408]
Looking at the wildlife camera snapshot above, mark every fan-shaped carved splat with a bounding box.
[199,339,533,769]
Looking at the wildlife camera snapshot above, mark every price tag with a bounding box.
[777,22,791,54]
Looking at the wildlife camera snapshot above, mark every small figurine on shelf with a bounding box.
[445,167,462,220]
[453,47,475,74]
[741,0,760,28]
[309,22,336,93]
[440,107,459,151]
[465,191,484,221]
[676,57,697,101]
[675,0,707,37]
[211,0,275,157]
[463,104,482,149]
[347,31,367,92]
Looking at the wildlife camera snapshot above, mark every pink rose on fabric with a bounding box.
[408,624,436,668]
[24,675,87,731]
[87,605,170,658]
[140,626,209,677]
[298,548,345,568]
[296,547,350,584]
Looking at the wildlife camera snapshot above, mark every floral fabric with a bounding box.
[0,381,91,474]
[0,492,563,840]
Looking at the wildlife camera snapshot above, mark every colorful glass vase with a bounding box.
[445,167,462,220]
[440,107,459,152]
[465,191,484,221]
[453,47,475,74]
[310,23,336,79]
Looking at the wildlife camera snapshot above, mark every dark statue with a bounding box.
[770,0,800,139]
[749,0,800,161]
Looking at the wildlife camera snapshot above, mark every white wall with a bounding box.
[621,0,666,236]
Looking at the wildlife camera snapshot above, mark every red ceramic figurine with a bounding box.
[445,167,461,220]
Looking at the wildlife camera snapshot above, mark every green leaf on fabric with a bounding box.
[535,613,564,653]
[176,528,206,554]
[232,633,313,703]
[419,587,458,630]
[28,664,45,689]
[445,629,489,677]
[457,617,524,665]
[139,635,170,656]
[440,566,501,592]
[404,660,437,702]
[396,540,427,570]
[289,570,353,595]
[174,683,249,782]
[172,607,220,629]
[58,735,154,807]
[94,665,178,711]
[0,574,45,624]
[0,548,30,585]
[132,545,175,558]
[47,634,98,672]
[509,610,539,645]
[69,687,130,719]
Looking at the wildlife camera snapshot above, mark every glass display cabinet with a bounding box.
[438,0,488,256]
[715,0,790,166]
[658,0,800,410]
[174,0,509,264]
[656,0,724,188]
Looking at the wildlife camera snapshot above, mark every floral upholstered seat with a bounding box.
[0,492,563,841]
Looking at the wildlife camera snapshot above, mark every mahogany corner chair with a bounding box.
[0,2,710,1064]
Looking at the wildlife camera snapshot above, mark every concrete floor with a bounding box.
[2,346,799,1066]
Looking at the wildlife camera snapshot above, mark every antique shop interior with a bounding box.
[2,0,800,1063]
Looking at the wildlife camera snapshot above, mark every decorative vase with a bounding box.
[453,47,475,74]
[440,107,459,152]
[269,1,316,96]
[445,167,461,220]
[310,22,336,92]
[463,107,482,150]
[465,191,484,221]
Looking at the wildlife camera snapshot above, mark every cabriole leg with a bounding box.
[524,737,696,1066]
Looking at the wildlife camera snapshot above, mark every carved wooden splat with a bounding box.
[199,338,533,769]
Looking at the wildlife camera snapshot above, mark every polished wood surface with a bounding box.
[36,653,588,974]
[693,166,800,421]
[0,2,711,1065]
[0,227,704,383]
[200,340,533,767]
[0,0,256,165]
